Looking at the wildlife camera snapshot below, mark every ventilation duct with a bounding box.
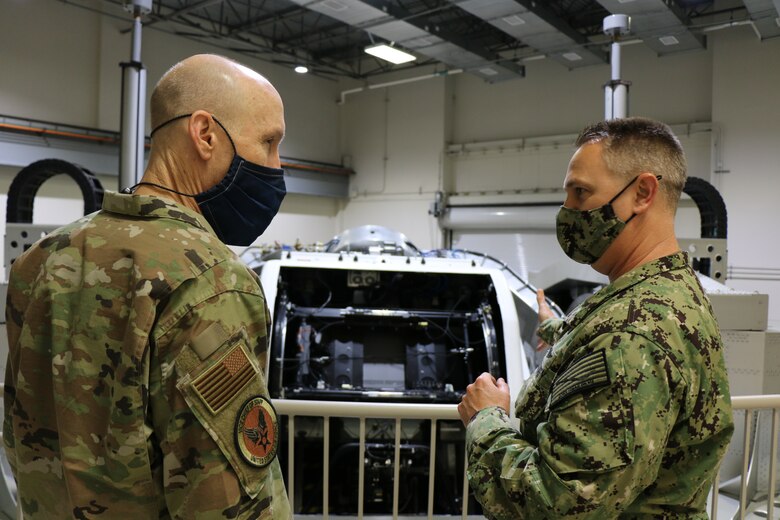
[288,0,525,82]
[449,0,607,68]
[742,0,780,40]
[596,0,705,54]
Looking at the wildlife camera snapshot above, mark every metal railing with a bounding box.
[276,395,780,520]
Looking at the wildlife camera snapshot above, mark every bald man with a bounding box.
[459,118,733,518]
[4,54,291,518]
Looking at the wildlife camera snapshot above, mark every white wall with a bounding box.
[710,27,780,327]
[337,74,448,250]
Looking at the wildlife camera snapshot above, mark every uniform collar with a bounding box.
[101,191,217,236]
[564,251,690,330]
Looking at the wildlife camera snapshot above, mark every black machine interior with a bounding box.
[266,265,506,515]
[268,266,506,404]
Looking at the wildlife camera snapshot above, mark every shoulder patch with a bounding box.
[235,396,279,468]
[192,342,257,414]
[549,349,610,409]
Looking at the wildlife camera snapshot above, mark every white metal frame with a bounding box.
[276,395,780,520]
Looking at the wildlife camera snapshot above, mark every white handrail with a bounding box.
[276,394,780,519]
[275,399,460,420]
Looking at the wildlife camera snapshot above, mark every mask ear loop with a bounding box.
[210,115,238,155]
[150,113,192,137]
[610,174,664,224]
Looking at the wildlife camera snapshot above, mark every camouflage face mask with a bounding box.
[555,175,640,265]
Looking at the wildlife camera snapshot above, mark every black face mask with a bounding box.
[128,113,286,246]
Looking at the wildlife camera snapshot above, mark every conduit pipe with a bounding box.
[338,68,463,104]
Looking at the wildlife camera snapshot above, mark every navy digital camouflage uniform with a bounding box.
[3,191,291,519]
[467,252,733,519]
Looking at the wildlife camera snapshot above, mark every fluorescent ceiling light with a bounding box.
[479,67,498,76]
[562,52,582,61]
[294,65,309,74]
[659,35,680,46]
[365,44,416,64]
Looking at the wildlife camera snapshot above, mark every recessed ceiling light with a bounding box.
[502,14,526,26]
[365,43,417,64]
[479,67,498,76]
[294,65,309,74]
[562,52,582,61]
[659,35,680,46]
[618,0,636,3]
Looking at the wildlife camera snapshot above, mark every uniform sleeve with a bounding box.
[466,332,684,519]
[538,318,565,346]
[148,265,291,520]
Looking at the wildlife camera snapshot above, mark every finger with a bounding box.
[497,378,509,392]
[536,289,545,307]
[477,372,498,387]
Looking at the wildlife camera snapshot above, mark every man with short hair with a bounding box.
[459,117,733,518]
[4,54,291,518]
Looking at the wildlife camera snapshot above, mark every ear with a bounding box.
[187,110,219,161]
[631,172,660,215]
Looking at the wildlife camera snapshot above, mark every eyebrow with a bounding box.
[564,177,591,190]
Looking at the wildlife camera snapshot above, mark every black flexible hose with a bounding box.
[682,176,727,239]
[6,159,104,223]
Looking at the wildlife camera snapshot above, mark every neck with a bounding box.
[135,154,202,214]
[595,218,680,282]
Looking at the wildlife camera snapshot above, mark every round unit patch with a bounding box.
[235,396,279,467]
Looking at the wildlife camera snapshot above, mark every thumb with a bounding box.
[497,377,510,392]
[536,289,545,307]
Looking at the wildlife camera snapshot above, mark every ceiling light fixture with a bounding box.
[364,43,416,64]
[562,52,582,61]
[294,65,309,74]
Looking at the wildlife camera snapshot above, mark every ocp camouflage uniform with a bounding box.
[467,252,733,519]
[3,192,291,519]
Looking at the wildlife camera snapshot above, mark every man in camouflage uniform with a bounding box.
[3,54,291,518]
[458,118,733,518]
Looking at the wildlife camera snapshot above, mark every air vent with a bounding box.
[321,0,348,12]
[502,14,526,26]
[659,35,679,46]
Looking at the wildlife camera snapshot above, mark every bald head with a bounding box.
[150,54,276,131]
[140,54,285,211]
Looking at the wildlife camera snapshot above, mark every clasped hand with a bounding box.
[458,373,510,426]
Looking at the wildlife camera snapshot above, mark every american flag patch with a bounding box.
[192,343,258,414]
[548,349,610,410]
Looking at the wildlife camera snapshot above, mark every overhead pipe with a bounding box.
[119,0,151,191]
[0,116,353,177]
[603,15,631,120]
[338,68,463,105]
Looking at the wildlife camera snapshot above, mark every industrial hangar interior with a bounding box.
[0,0,779,518]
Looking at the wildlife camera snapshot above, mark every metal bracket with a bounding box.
[4,223,58,279]
[678,237,728,281]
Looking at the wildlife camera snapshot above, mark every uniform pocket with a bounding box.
[175,328,279,502]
